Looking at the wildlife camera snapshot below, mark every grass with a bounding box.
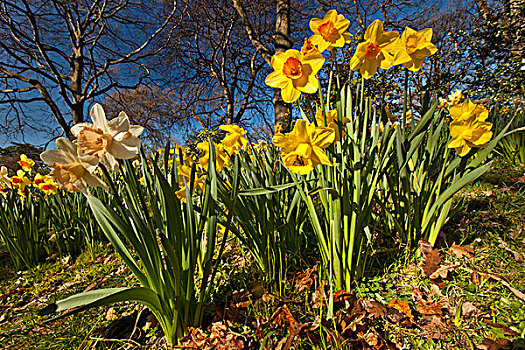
[0,157,524,349]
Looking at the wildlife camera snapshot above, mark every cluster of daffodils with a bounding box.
[0,155,58,198]
[39,104,144,195]
[266,10,437,103]
[439,89,465,109]
[154,124,250,202]
[447,98,493,156]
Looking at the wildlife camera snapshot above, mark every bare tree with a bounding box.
[158,0,272,128]
[0,0,177,141]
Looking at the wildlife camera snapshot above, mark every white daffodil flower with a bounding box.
[71,103,144,171]
[40,138,107,194]
[0,166,10,185]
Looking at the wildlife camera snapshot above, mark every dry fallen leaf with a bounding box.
[430,262,460,280]
[388,299,414,324]
[422,249,442,278]
[461,301,480,318]
[295,265,317,293]
[480,272,525,301]
[361,299,387,319]
[498,238,524,262]
[450,244,475,259]
[476,338,512,350]
[416,300,443,316]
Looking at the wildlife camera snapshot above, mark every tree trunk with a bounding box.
[273,0,292,132]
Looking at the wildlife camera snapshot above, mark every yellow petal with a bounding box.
[281,81,301,103]
[265,70,289,88]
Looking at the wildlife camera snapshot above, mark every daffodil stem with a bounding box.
[403,69,408,132]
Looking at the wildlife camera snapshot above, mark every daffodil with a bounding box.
[448,116,493,156]
[301,38,319,55]
[175,164,205,202]
[0,184,9,198]
[11,170,31,190]
[40,138,107,194]
[439,98,449,109]
[273,119,335,175]
[220,125,248,154]
[39,178,58,195]
[18,154,35,172]
[197,142,230,172]
[350,20,399,79]
[265,49,324,103]
[447,89,464,105]
[71,104,144,172]
[449,98,488,122]
[309,10,351,53]
[314,109,349,142]
[393,27,437,71]
[447,99,492,156]
[0,166,10,185]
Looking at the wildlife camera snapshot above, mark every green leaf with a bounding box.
[238,182,296,196]
[40,287,162,322]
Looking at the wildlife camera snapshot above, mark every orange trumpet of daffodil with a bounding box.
[265,49,324,103]
[308,10,351,53]
[273,119,335,175]
[393,27,437,71]
[350,19,399,79]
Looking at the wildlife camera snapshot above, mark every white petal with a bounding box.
[107,112,130,135]
[82,172,108,190]
[90,104,109,130]
[40,149,76,166]
[109,137,141,159]
[71,123,93,137]
[101,153,119,172]
[128,125,144,137]
[56,137,78,155]
[78,154,101,173]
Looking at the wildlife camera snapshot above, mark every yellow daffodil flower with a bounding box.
[11,170,31,190]
[220,125,248,154]
[40,138,107,194]
[449,98,488,122]
[33,173,46,187]
[350,20,399,79]
[197,142,230,172]
[71,104,144,172]
[40,179,58,195]
[308,10,351,53]
[175,164,205,202]
[265,49,325,103]
[439,98,449,109]
[448,116,493,157]
[447,89,464,105]
[18,154,35,172]
[273,119,335,175]
[314,109,349,142]
[0,184,9,198]
[157,148,165,155]
[301,38,319,55]
[447,99,492,156]
[0,166,10,185]
[393,27,437,71]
